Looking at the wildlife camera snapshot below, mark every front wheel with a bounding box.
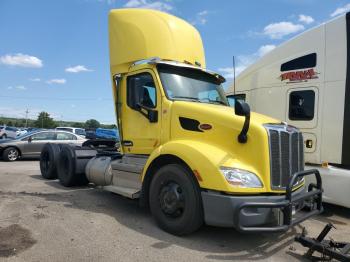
[149,164,203,235]
[3,147,19,161]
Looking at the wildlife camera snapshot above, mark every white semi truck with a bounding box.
[227,12,350,208]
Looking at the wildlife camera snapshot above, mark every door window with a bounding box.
[56,132,76,140]
[289,90,315,121]
[31,132,55,141]
[127,73,156,109]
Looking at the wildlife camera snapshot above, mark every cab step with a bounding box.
[103,185,140,199]
[104,154,148,199]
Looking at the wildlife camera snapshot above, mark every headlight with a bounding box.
[220,167,263,188]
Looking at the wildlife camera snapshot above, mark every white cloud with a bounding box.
[65,65,93,73]
[298,14,314,24]
[218,67,235,79]
[46,79,66,84]
[124,0,173,12]
[7,85,27,90]
[191,10,209,26]
[218,44,276,79]
[263,22,304,39]
[29,78,41,82]
[257,44,276,57]
[0,53,43,68]
[331,3,350,17]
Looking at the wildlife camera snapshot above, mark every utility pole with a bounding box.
[25,109,29,128]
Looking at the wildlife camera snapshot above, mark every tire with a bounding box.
[1,134,7,139]
[57,145,88,187]
[149,164,203,235]
[40,143,61,179]
[3,147,19,161]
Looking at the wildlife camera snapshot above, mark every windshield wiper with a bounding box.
[199,98,227,105]
[172,96,201,102]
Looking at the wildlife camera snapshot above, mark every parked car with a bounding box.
[16,128,28,137]
[86,128,119,140]
[56,127,86,137]
[0,126,18,139]
[0,130,86,161]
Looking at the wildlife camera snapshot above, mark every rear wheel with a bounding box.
[57,145,88,187]
[3,147,19,161]
[40,143,61,179]
[149,164,203,235]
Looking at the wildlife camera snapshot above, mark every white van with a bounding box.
[227,12,350,208]
[56,127,86,137]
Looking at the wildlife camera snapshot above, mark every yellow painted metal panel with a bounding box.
[109,9,205,74]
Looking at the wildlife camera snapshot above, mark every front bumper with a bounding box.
[201,169,323,232]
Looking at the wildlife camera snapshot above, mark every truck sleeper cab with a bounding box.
[41,8,322,236]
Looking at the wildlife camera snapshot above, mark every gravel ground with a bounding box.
[0,160,349,262]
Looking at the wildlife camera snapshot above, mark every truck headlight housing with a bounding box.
[220,167,263,188]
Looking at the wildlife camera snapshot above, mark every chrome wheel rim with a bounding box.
[8,149,18,161]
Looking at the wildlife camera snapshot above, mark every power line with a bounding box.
[0,95,113,101]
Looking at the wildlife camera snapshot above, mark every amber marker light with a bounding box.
[199,123,212,130]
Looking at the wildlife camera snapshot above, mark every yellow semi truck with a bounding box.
[40,8,322,235]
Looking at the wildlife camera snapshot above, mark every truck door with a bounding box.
[286,87,319,156]
[120,70,161,155]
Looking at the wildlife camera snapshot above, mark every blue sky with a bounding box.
[0,0,349,123]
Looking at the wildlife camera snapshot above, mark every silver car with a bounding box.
[0,126,18,139]
[0,130,86,161]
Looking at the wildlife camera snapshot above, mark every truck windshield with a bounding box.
[157,64,228,106]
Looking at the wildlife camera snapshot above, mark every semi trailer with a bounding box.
[227,12,350,208]
[40,9,322,235]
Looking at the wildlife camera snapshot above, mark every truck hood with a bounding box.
[170,101,279,130]
[169,101,280,186]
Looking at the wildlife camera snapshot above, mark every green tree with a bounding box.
[72,122,84,128]
[85,119,100,129]
[35,112,57,128]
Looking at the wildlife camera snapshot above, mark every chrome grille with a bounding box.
[265,124,304,189]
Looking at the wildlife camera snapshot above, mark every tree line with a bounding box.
[0,111,116,129]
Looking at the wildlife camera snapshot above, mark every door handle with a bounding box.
[121,140,133,146]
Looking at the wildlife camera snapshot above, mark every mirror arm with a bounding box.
[136,103,158,123]
[137,103,153,112]
[136,104,149,119]
[238,114,250,143]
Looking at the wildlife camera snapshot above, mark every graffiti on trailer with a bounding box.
[280,68,319,83]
